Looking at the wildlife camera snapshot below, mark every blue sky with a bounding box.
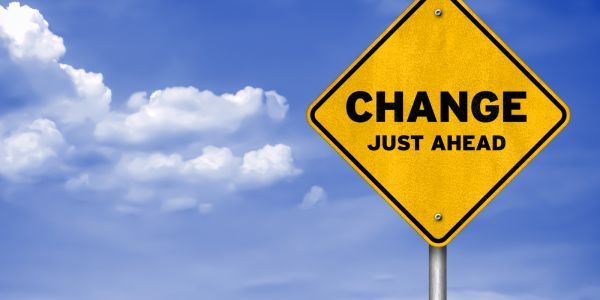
[0,0,597,299]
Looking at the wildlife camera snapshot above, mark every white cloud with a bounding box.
[123,152,186,181]
[0,118,64,177]
[55,64,112,124]
[299,186,326,209]
[0,3,111,126]
[240,144,302,182]
[0,2,65,62]
[265,90,288,121]
[198,203,213,214]
[122,145,239,181]
[0,2,300,204]
[126,91,148,110]
[161,197,197,212]
[184,146,238,174]
[119,143,300,186]
[95,87,288,143]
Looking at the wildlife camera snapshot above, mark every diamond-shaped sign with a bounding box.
[307,0,570,246]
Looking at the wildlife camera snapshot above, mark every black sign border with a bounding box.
[309,0,568,244]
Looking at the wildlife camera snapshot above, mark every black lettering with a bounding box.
[463,135,475,151]
[398,135,410,151]
[382,135,396,151]
[432,135,446,151]
[493,135,506,150]
[347,91,373,122]
[407,92,437,122]
[368,135,380,151]
[377,92,403,122]
[448,135,461,150]
[472,91,499,122]
[503,92,527,122]
[411,135,424,151]
[476,136,491,151]
[441,91,468,122]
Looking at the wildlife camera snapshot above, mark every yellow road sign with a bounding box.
[307,0,570,246]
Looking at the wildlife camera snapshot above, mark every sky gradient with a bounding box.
[0,0,598,299]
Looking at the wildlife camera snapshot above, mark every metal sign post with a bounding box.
[429,245,447,300]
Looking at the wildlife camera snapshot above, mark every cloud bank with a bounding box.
[0,2,299,213]
[96,86,288,143]
[120,144,300,184]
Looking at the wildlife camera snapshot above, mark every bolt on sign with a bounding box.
[307,0,570,246]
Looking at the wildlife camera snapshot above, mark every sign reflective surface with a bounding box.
[307,0,570,246]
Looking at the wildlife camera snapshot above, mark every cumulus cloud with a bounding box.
[0,2,301,211]
[95,86,288,143]
[0,3,111,126]
[299,186,326,209]
[0,118,64,177]
[240,144,302,182]
[0,2,65,62]
[55,64,112,124]
[122,146,239,181]
[12,62,113,126]
[120,144,300,185]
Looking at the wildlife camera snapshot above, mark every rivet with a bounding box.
[435,9,442,16]
[435,214,442,221]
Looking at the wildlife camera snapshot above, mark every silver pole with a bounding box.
[429,245,447,300]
